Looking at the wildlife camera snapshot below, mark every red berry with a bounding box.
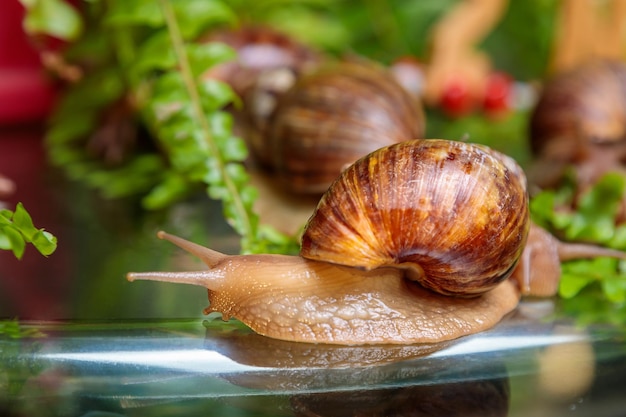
[483,72,512,117]
[440,79,475,117]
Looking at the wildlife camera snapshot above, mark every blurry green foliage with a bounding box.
[20,0,83,40]
[531,173,626,305]
[43,0,297,254]
[42,0,556,230]
[0,319,46,339]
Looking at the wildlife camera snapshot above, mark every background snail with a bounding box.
[251,61,426,194]
[528,59,626,189]
[200,25,322,100]
[200,26,323,171]
[128,139,528,345]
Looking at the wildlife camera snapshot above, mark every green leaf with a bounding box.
[199,79,237,112]
[150,71,189,105]
[262,5,350,52]
[83,155,166,199]
[48,69,124,126]
[0,212,12,226]
[21,0,83,40]
[609,225,626,250]
[46,115,98,145]
[207,111,235,141]
[142,172,192,210]
[0,318,46,338]
[12,203,37,241]
[0,232,10,250]
[104,0,164,27]
[0,203,58,258]
[239,184,259,206]
[529,190,555,228]
[219,135,249,162]
[202,158,223,184]
[186,43,237,78]
[207,184,229,200]
[172,0,237,40]
[1,227,26,260]
[31,230,58,257]
[559,272,594,299]
[601,277,626,304]
[224,162,249,186]
[565,173,626,243]
[132,31,176,77]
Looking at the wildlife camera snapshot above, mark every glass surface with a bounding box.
[2,129,626,417]
[1,306,625,417]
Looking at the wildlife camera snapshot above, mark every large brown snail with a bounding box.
[127,139,626,345]
[128,140,526,344]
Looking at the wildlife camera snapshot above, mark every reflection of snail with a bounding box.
[203,321,446,369]
[202,319,510,417]
[203,321,448,391]
[128,139,626,345]
[290,372,509,417]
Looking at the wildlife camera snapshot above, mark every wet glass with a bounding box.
[1,310,625,416]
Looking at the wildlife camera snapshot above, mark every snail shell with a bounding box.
[530,59,626,154]
[529,59,626,187]
[301,139,530,296]
[261,61,425,194]
[201,26,321,99]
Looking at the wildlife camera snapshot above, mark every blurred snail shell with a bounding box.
[201,26,322,99]
[530,59,626,153]
[529,59,626,188]
[128,140,529,345]
[256,61,425,194]
[200,26,323,175]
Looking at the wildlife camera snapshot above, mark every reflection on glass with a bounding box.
[290,375,509,417]
[204,323,511,416]
[0,315,624,416]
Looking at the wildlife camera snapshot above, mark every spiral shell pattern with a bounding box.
[300,139,529,296]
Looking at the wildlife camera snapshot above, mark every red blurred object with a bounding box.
[0,0,58,125]
[483,71,513,117]
[440,78,475,117]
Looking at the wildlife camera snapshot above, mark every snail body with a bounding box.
[129,140,529,345]
[129,233,520,345]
